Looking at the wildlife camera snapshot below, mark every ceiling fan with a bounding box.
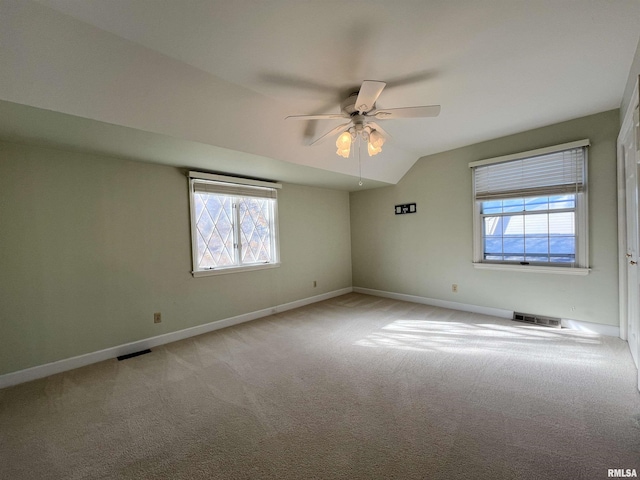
[285,80,440,158]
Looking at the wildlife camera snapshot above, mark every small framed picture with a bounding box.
[395,203,417,215]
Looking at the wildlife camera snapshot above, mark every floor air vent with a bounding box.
[117,349,151,361]
[513,312,562,329]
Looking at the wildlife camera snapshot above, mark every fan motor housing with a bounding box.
[341,92,375,116]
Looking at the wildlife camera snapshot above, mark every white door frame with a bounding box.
[617,76,640,386]
[618,105,631,342]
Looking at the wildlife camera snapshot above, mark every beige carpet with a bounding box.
[1,293,639,479]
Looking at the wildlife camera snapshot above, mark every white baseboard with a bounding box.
[0,287,353,389]
[3,286,620,389]
[561,318,620,337]
[353,286,513,318]
[354,286,621,337]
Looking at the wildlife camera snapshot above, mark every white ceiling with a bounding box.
[2,0,640,190]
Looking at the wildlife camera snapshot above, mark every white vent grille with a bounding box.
[513,312,562,329]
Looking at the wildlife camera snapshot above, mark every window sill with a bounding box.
[472,262,590,276]
[192,263,280,277]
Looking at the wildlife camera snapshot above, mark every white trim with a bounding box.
[578,148,589,269]
[617,76,639,341]
[275,287,352,312]
[188,171,282,189]
[561,318,620,337]
[189,178,199,273]
[469,139,590,168]
[192,262,281,277]
[354,287,619,336]
[471,197,482,265]
[472,263,590,275]
[0,287,352,389]
[353,286,513,318]
[617,131,628,340]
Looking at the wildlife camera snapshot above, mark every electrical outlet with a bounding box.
[154,312,161,324]
[313,280,317,288]
[452,284,458,293]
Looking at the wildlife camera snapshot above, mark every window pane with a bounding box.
[194,193,205,219]
[503,237,524,255]
[204,195,223,221]
[482,200,503,214]
[483,217,502,236]
[196,200,214,240]
[525,236,549,254]
[549,212,574,234]
[502,215,524,236]
[549,194,575,210]
[524,196,549,211]
[524,214,549,235]
[484,237,503,255]
[550,236,575,254]
[239,198,273,264]
[525,254,548,262]
[483,206,503,214]
[502,198,524,213]
[550,255,575,263]
[195,194,234,268]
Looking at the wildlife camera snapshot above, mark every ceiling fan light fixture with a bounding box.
[286,79,440,161]
[367,129,385,156]
[336,131,352,158]
[369,129,385,148]
[367,141,382,156]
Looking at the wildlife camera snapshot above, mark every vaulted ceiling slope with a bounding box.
[1,1,639,190]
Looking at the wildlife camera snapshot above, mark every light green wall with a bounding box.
[351,110,620,326]
[0,141,352,375]
[0,109,622,376]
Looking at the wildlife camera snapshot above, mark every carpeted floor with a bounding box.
[1,293,639,479]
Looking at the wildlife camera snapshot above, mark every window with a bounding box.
[188,172,281,276]
[470,140,590,274]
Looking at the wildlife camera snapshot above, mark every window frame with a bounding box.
[188,171,281,277]
[470,140,590,275]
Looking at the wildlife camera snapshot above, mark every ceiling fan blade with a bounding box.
[286,113,349,120]
[355,80,386,114]
[367,121,392,140]
[309,122,351,146]
[373,105,441,119]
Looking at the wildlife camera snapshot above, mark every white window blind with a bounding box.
[193,180,278,199]
[473,147,586,200]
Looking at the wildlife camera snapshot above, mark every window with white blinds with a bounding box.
[470,140,590,273]
[188,172,281,276]
[473,147,585,200]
